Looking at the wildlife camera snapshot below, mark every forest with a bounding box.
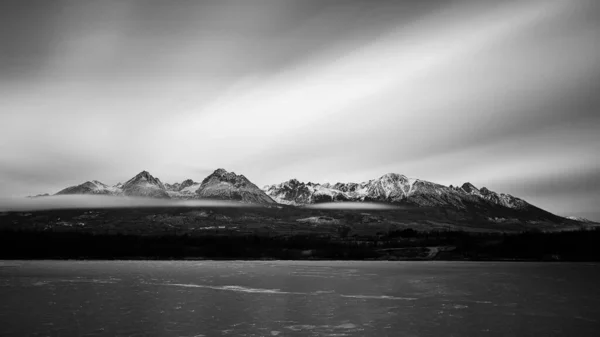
[1,228,599,261]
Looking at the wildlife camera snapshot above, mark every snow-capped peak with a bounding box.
[263,172,544,214]
[120,171,169,198]
[122,170,165,190]
[461,182,479,194]
[196,168,275,204]
[55,179,117,196]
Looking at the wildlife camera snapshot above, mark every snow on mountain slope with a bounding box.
[165,179,201,199]
[264,173,440,205]
[165,183,180,191]
[120,171,170,198]
[50,169,272,203]
[55,180,121,196]
[46,170,562,219]
[179,179,200,193]
[196,168,275,204]
[263,173,559,220]
[565,216,597,223]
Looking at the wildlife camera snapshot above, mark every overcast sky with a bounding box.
[1,0,599,220]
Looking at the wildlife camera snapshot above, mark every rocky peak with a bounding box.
[200,168,252,188]
[279,179,304,189]
[80,181,97,188]
[461,182,479,193]
[179,179,197,190]
[333,182,359,192]
[55,179,115,196]
[119,171,169,198]
[287,178,300,185]
[123,170,165,189]
[480,187,492,195]
[196,168,275,204]
[165,182,180,191]
[381,173,408,181]
[212,168,228,176]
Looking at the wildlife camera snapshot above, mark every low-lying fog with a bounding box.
[0,197,408,213]
[304,202,400,210]
[0,195,255,212]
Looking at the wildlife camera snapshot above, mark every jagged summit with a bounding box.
[121,171,169,198]
[263,172,561,221]
[164,178,201,198]
[200,168,251,186]
[44,169,567,219]
[461,182,479,193]
[180,179,196,189]
[123,171,165,189]
[196,168,275,204]
[49,168,272,204]
[287,178,301,185]
[381,173,408,181]
[212,168,228,175]
[264,173,414,205]
[165,182,180,191]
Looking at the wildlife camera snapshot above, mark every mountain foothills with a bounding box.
[50,169,587,223]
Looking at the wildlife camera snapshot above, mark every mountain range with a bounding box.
[263,173,568,222]
[54,169,276,205]
[47,169,588,223]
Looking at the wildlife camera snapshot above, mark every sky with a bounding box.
[1,0,599,220]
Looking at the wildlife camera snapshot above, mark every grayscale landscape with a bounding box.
[1,261,600,336]
[1,0,600,336]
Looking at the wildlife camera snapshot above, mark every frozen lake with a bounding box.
[1,261,599,336]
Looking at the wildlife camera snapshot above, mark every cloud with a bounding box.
[0,195,255,212]
[0,0,598,220]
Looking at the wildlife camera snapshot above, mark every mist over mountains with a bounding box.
[53,169,275,205]
[20,168,590,225]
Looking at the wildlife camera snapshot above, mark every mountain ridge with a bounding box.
[52,169,275,204]
[44,169,581,224]
[263,173,563,222]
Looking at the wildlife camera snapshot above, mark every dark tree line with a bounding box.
[1,228,599,260]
